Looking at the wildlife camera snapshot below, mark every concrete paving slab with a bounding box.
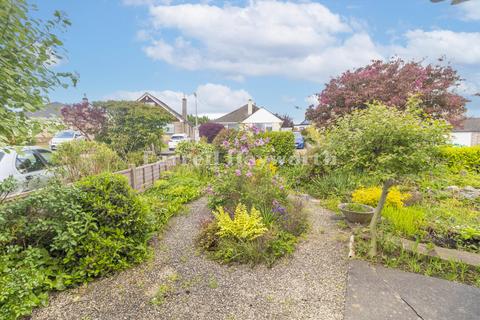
[345,260,480,320]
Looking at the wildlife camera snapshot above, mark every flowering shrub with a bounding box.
[214,203,267,240]
[352,186,411,208]
[208,155,288,217]
[198,127,307,266]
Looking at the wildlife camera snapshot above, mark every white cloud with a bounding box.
[134,0,480,93]
[103,83,252,118]
[389,29,480,65]
[458,1,480,21]
[141,1,381,82]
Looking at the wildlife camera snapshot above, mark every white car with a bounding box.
[49,130,85,150]
[168,133,190,151]
[0,147,54,194]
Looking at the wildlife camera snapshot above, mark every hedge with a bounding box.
[439,145,480,173]
[260,131,295,163]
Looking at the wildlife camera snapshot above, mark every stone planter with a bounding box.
[338,203,375,224]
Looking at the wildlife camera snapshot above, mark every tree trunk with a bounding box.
[369,179,394,257]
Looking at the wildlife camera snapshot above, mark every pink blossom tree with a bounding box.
[306,58,468,127]
[61,102,106,140]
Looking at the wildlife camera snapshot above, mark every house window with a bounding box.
[164,123,175,134]
[227,123,239,130]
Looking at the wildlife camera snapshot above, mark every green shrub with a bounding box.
[72,173,151,279]
[0,247,54,320]
[0,173,153,318]
[439,146,480,173]
[175,140,216,174]
[52,140,125,182]
[259,131,295,163]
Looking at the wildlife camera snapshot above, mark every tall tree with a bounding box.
[187,114,210,125]
[0,0,77,145]
[306,59,468,127]
[199,122,224,142]
[95,101,174,159]
[61,101,107,140]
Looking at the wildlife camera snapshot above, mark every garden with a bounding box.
[291,99,480,287]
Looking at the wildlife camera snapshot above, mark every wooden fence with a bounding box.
[116,156,180,191]
[4,156,181,202]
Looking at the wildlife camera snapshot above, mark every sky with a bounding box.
[39,0,480,122]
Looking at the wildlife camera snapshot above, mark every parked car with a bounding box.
[49,130,85,150]
[168,133,190,151]
[294,131,305,149]
[0,146,54,195]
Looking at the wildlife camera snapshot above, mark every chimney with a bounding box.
[247,99,253,115]
[182,96,187,120]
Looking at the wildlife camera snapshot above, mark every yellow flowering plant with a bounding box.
[213,203,268,241]
[352,186,411,208]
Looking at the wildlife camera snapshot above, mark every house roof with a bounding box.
[136,92,186,122]
[295,119,311,126]
[215,104,260,123]
[453,117,480,132]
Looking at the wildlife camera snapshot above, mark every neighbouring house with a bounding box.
[137,92,194,138]
[451,117,480,146]
[215,99,283,131]
[294,119,311,131]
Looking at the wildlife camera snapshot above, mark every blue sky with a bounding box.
[40,0,480,122]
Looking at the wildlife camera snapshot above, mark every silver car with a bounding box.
[49,130,85,150]
[0,146,54,194]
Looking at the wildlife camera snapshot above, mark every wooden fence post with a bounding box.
[129,164,137,190]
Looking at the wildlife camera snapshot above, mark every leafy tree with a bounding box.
[61,102,107,139]
[199,122,224,142]
[275,113,294,128]
[306,58,467,127]
[95,101,174,159]
[0,0,77,145]
[321,97,450,256]
[188,114,210,125]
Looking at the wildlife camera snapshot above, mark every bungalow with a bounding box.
[451,117,480,146]
[215,99,283,131]
[136,92,194,137]
[294,119,311,131]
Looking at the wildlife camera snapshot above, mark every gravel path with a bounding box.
[32,197,349,320]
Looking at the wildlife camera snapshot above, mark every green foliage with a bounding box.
[214,203,267,241]
[52,140,125,182]
[382,206,426,237]
[439,146,480,173]
[72,173,151,278]
[321,99,450,182]
[0,0,77,145]
[0,247,53,320]
[95,101,174,159]
[258,131,295,163]
[141,165,207,229]
[0,173,152,318]
[208,159,288,216]
[0,177,17,204]
[175,140,216,174]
